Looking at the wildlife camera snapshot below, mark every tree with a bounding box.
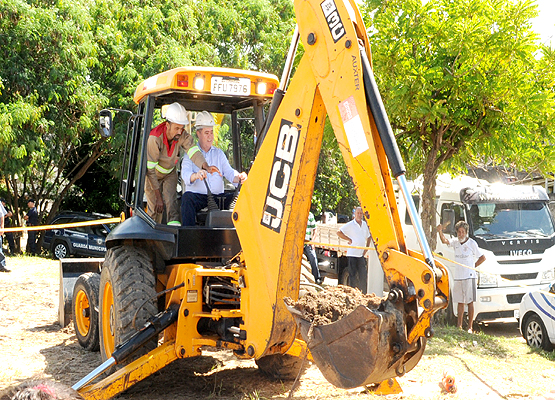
[0,0,107,233]
[0,0,297,243]
[362,0,555,248]
[313,120,358,217]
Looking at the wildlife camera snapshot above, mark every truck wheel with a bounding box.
[524,314,553,351]
[339,268,351,287]
[53,241,69,259]
[255,354,307,380]
[99,245,158,364]
[73,272,100,351]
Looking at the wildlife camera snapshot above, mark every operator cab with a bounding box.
[101,67,279,263]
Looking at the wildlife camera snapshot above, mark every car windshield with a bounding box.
[469,202,555,238]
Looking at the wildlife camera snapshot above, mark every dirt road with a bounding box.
[2,255,555,399]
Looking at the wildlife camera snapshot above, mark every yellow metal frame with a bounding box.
[78,0,449,398]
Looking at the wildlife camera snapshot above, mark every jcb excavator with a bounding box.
[70,0,449,398]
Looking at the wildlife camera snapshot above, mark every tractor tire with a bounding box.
[339,267,351,287]
[72,272,100,351]
[255,353,307,381]
[53,241,69,259]
[99,245,158,365]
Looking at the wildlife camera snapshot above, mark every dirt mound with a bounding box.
[285,285,385,326]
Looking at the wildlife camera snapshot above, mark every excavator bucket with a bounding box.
[288,300,426,389]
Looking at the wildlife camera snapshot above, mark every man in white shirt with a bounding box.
[181,111,247,226]
[437,220,485,333]
[337,206,371,292]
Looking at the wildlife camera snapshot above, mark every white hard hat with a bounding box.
[195,111,215,129]
[165,103,189,125]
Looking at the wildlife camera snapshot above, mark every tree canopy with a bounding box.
[0,0,295,234]
[361,0,555,247]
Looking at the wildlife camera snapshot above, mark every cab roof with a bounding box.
[133,66,279,114]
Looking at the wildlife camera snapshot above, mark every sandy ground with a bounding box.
[2,255,555,399]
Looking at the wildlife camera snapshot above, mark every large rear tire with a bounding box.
[73,272,100,351]
[255,354,306,381]
[339,267,351,287]
[99,245,158,364]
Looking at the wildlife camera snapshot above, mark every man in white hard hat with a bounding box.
[146,103,220,225]
[181,111,247,226]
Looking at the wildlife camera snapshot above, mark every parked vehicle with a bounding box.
[519,283,555,351]
[43,211,114,259]
[402,174,555,323]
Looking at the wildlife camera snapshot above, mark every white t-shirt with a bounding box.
[448,237,483,280]
[0,203,6,219]
[340,219,371,257]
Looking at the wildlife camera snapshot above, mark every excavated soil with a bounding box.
[285,285,384,326]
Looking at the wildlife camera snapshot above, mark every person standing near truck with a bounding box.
[1,199,15,255]
[24,199,39,255]
[304,211,322,284]
[437,220,486,333]
[337,206,371,292]
[146,103,220,225]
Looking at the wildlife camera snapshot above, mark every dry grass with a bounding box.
[2,255,555,399]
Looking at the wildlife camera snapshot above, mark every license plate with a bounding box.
[514,309,520,319]
[211,76,250,95]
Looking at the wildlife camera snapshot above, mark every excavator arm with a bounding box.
[234,0,449,387]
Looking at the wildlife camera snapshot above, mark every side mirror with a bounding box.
[99,109,113,138]
[442,208,456,235]
[549,281,555,294]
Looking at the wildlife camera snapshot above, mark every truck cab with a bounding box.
[105,67,278,262]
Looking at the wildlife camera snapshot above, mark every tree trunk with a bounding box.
[420,129,441,251]
[421,165,438,251]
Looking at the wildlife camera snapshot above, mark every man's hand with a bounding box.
[202,162,221,176]
[233,172,247,184]
[436,224,443,233]
[155,190,164,214]
[191,170,207,182]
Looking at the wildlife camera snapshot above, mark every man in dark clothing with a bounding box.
[24,199,39,255]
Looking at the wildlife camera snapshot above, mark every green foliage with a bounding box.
[0,0,295,224]
[313,119,358,217]
[361,0,555,245]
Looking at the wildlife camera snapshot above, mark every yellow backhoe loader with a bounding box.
[68,0,449,398]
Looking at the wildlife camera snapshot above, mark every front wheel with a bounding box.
[338,267,351,287]
[73,272,100,351]
[99,245,158,364]
[524,314,553,351]
[53,241,69,259]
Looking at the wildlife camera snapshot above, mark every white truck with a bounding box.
[402,174,555,322]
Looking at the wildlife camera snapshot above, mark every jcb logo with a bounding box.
[261,120,300,232]
[321,0,346,43]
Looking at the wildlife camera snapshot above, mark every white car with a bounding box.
[519,284,555,351]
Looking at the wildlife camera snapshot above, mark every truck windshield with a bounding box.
[469,202,555,238]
